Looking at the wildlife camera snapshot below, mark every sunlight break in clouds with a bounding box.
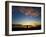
[15,19,41,25]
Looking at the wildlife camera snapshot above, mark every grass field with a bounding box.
[12,24,41,31]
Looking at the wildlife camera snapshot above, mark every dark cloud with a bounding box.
[16,7,40,16]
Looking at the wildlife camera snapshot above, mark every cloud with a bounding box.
[16,7,40,16]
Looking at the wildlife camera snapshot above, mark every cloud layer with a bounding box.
[16,7,40,16]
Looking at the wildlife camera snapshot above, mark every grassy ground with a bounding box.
[12,24,41,31]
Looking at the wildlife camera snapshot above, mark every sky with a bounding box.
[12,6,41,25]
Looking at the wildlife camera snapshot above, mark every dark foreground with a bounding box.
[12,24,41,31]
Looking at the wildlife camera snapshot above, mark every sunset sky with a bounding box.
[12,6,41,25]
